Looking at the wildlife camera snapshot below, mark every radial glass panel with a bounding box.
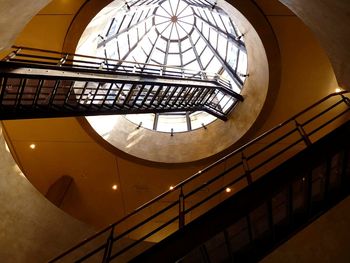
[78,0,248,133]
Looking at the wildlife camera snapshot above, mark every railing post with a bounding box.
[294,119,312,146]
[287,184,293,226]
[58,54,68,66]
[3,47,22,61]
[214,73,219,82]
[242,152,253,184]
[178,187,185,229]
[102,226,115,263]
[104,58,110,69]
[341,94,350,107]
[200,71,204,80]
[267,199,275,242]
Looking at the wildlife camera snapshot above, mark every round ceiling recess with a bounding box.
[76,0,272,163]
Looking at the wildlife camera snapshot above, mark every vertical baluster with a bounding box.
[133,84,145,107]
[340,150,349,193]
[48,80,60,108]
[246,214,253,243]
[78,81,89,106]
[153,113,159,130]
[32,79,44,107]
[3,47,21,61]
[0,77,8,106]
[191,88,206,106]
[139,85,154,108]
[186,87,199,106]
[223,230,234,262]
[196,88,211,106]
[149,86,162,107]
[294,119,312,146]
[178,87,191,106]
[287,184,293,226]
[341,94,350,107]
[88,83,101,109]
[323,157,331,203]
[100,83,114,108]
[186,112,192,131]
[15,78,26,109]
[64,81,75,107]
[172,87,185,107]
[111,83,125,108]
[207,90,219,107]
[267,199,275,242]
[163,86,178,108]
[199,245,210,263]
[123,85,134,108]
[306,171,313,217]
[58,54,68,66]
[102,226,115,263]
[179,187,185,229]
[157,86,171,107]
[241,152,253,185]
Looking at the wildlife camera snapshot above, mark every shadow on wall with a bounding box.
[0,123,94,262]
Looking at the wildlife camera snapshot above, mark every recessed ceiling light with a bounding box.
[112,184,118,190]
[29,144,36,149]
[225,187,232,193]
[169,186,174,190]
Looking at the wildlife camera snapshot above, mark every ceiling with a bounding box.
[2,0,338,230]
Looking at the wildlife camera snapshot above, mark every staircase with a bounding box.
[46,91,350,262]
[135,118,350,262]
[0,47,242,120]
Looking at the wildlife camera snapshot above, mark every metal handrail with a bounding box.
[0,61,238,99]
[3,46,233,88]
[0,46,243,121]
[48,91,350,262]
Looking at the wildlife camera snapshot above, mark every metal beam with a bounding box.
[98,8,153,48]
[193,26,244,87]
[193,14,246,52]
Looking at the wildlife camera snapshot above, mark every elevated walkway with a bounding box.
[0,47,242,120]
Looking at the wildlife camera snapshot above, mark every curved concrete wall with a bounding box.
[0,123,94,262]
[279,0,350,89]
[0,0,51,51]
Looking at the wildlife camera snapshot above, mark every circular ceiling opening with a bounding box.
[77,0,248,134]
[75,0,274,164]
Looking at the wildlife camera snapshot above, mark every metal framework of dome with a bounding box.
[92,0,248,132]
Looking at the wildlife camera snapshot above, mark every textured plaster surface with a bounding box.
[279,0,350,89]
[0,0,51,51]
[0,123,94,262]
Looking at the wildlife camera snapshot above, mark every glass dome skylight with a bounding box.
[79,0,248,133]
